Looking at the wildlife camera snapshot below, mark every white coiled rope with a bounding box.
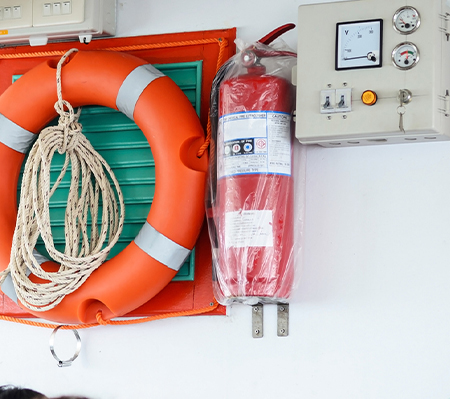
[1,48,125,311]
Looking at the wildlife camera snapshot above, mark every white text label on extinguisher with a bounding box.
[217,111,291,178]
[225,210,274,248]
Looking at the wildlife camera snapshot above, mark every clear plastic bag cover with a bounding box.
[206,40,304,305]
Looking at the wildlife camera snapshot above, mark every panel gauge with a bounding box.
[393,6,421,34]
[391,42,419,69]
[336,19,383,70]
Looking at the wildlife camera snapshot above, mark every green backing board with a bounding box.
[16,61,203,281]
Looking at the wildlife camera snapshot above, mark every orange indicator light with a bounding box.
[361,90,377,106]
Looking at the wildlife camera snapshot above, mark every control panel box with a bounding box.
[296,0,450,147]
[0,0,115,46]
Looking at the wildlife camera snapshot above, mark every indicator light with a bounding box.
[361,90,377,106]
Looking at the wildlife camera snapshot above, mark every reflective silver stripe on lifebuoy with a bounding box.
[116,64,165,121]
[0,113,36,153]
[134,221,191,271]
[1,250,48,304]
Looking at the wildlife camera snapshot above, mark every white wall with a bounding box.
[2,1,450,398]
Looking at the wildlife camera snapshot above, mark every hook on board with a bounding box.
[79,35,92,45]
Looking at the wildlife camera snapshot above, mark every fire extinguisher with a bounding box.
[208,25,297,304]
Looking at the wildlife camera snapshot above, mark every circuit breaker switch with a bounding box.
[320,89,336,114]
[361,90,377,106]
[12,6,21,19]
[52,3,61,15]
[335,88,352,113]
[43,3,51,16]
[62,1,71,14]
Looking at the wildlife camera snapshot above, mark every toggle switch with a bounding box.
[320,89,336,114]
[335,88,352,113]
[4,7,12,19]
[43,3,52,16]
[62,1,71,14]
[53,2,61,15]
[12,6,21,19]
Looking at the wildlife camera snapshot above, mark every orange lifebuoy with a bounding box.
[0,51,207,324]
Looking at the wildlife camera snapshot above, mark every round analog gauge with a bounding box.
[393,6,421,34]
[391,42,419,70]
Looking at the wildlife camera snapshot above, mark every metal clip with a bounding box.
[277,304,289,337]
[439,13,450,41]
[49,325,81,367]
[439,89,450,116]
[252,303,264,338]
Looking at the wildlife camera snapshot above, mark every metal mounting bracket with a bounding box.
[251,303,290,338]
[277,304,289,337]
[252,303,264,338]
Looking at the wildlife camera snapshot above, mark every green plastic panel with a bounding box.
[16,61,203,281]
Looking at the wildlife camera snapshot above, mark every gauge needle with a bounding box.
[344,52,377,62]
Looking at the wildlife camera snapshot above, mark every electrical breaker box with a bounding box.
[296,0,450,147]
[0,0,115,46]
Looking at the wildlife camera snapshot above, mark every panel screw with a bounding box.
[280,329,286,334]
[343,82,348,86]
[255,329,260,335]
[342,115,347,119]
[253,307,259,312]
[279,306,285,312]
[327,116,332,120]
[327,84,332,88]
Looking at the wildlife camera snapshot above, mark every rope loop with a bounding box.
[53,49,82,154]
[96,311,110,326]
[4,48,125,312]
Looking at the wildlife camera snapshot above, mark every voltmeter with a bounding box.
[336,19,383,70]
[296,0,450,147]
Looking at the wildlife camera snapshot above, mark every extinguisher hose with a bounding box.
[208,58,235,206]
[206,58,235,255]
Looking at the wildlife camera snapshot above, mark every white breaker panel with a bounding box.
[0,0,116,46]
[296,0,450,147]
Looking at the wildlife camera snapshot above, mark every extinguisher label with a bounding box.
[225,210,274,248]
[218,111,291,178]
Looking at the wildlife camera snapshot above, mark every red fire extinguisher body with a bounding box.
[216,72,295,301]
